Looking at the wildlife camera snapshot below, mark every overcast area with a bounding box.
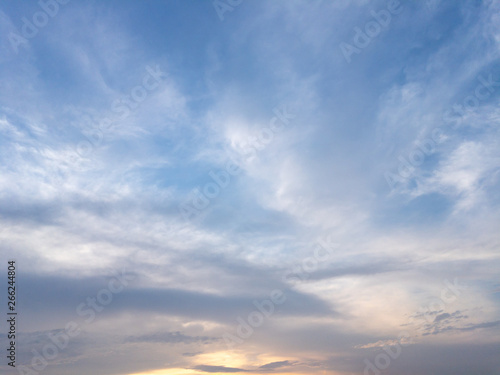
[1,1,500,375]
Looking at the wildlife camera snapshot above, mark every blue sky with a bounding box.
[1,0,500,374]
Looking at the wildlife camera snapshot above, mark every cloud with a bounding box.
[193,365,248,373]
[17,272,336,326]
[434,312,451,322]
[0,1,499,375]
[458,320,500,332]
[259,360,295,369]
[415,310,500,336]
[124,332,218,345]
[182,351,203,357]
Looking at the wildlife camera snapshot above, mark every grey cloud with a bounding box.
[114,286,337,322]
[458,320,500,332]
[434,312,451,322]
[193,365,248,373]
[182,351,202,357]
[0,198,64,225]
[259,360,295,369]
[419,311,497,336]
[18,273,336,326]
[331,342,500,375]
[124,331,218,344]
[308,259,409,281]
[0,329,90,367]
[375,343,500,375]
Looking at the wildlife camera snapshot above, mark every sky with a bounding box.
[0,0,500,374]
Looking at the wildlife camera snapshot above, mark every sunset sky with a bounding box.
[1,1,500,374]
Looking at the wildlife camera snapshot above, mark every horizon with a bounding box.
[1,1,500,375]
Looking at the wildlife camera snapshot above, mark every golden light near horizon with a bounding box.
[127,369,196,375]
[193,350,249,368]
[126,351,326,375]
[127,369,326,375]
[2,1,499,375]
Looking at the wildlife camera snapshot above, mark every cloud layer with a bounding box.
[1,0,499,374]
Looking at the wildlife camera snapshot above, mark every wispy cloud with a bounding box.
[0,1,499,375]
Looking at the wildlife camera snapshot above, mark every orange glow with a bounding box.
[126,350,333,375]
[127,369,323,375]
